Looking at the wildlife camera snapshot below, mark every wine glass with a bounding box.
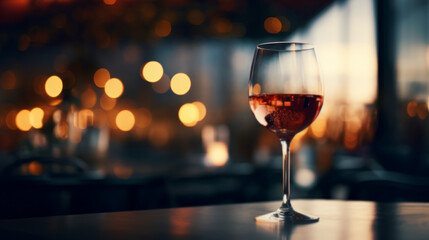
[249,42,323,223]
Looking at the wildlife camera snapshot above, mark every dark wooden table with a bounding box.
[0,199,428,239]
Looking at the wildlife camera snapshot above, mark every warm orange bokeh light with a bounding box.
[45,75,63,97]
[155,20,172,37]
[178,103,199,127]
[103,0,116,5]
[113,165,133,179]
[16,109,31,131]
[81,87,97,108]
[264,17,282,34]
[171,73,191,95]
[6,110,18,130]
[142,61,164,83]
[152,74,170,94]
[187,10,205,25]
[104,78,124,98]
[116,110,135,131]
[94,68,111,88]
[135,108,152,129]
[100,94,116,110]
[1,70,17,90]
[29,107,44,129]
[407,101,418,117]
[28,161,43,176]
[192,101,206,121]
[206,142,229,167]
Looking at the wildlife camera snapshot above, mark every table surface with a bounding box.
[0,199,428,240]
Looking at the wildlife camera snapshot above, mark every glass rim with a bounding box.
[256,42,315,52]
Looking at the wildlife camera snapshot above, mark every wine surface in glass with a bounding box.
[249,93,323,140]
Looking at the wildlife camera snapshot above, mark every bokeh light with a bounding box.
[6,110,17,130]
[170,73,191,95]
[187,10,205,25]
[178,103,199,127]
[103,0,116,6]
[142,61,164,83]
[1,70,17,90]
[28,161,43,176]
[264,17,282,34]
[16,109,31,131]
[81,87,97,108]
[206,142,229,167]
[29,107,44,129]
[94,68,110,88]
[407,101,418,117]
[100,94,116,110]
[155,20,172,37]
[45,75,63,98]
[113,165,133,179]
[104,78,124,98]
[135,108,152,129]
[192,101,206,121]
[152,74,170,94]
[116,110,135,131]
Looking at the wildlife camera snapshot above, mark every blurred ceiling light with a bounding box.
[155,20,172,37]
[187,10,205,25]
[264,17,282,34]
[152,74,170,94]
[104,78,124,98]
[103,0,116,5]
[178,103,199,127]
[142,61,164,83]
[45,75,63,98]
[81,87,97,108]
[100,94,116,110]
[116,110,135,131]
[16,109,31,131]
[135,108,152,129]
[170,73,191,95]
[1,70,17,90]
[192,101,206,121]
[94,68,111,88]
[29,107,44,129]
[205,142,229,167]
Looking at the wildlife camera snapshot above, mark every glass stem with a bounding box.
[280,139,293,210]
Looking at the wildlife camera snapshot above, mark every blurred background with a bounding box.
[0,0,429,219]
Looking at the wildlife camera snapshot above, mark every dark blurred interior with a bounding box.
[0,0,429,219]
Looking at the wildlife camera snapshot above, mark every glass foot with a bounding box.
[255,210,319,224]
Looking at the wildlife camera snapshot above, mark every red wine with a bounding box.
[249,94,323,140]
